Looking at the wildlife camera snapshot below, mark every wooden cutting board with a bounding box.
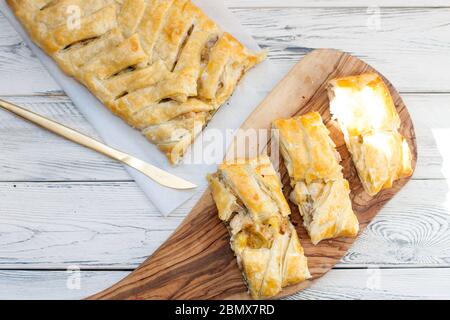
[89,49,417,300]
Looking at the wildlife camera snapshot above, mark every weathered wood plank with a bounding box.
[232,7,450,93]
[0,270,129,300]
[1,8,450,93]
[288,267,450,300]
[342,179,450,267]
[0,268,449,299]
[0,94,447,181]
[224,0,450,8]
[0,181,191,269]
[0,179,448,269]
[0,16,58,94]
[0,181,187,269]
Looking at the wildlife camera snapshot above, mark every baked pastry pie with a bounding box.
[273,112,359,245]
[328,73,413,196]
[8,0,265,164]
[208,156,310,299]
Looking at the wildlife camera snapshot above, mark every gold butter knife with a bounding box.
[0,99,196,190]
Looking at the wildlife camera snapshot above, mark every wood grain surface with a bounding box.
[1,7,450,94]
[88,49,417,300]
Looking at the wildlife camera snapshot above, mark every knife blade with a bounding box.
[0,98,197,190]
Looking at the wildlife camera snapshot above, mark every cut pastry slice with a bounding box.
[273,112,359,245]
[208,156,310,299]
[328,73,413,196]
[8,0,265,164]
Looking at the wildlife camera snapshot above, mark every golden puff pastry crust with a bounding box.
[273,112,359,245]
[208,156,310,299]
[8,0,265,164]
[328,73,413,196]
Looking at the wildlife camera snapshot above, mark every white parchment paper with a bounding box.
[0,0,284,215]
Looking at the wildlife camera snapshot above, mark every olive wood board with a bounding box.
[89,49,417,300]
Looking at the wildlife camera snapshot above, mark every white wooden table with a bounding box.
[1,0,450,299]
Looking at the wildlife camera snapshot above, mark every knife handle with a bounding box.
[0,98,129,162]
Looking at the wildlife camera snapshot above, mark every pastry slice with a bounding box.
[8,0,265,164]
[328,73,413,196]
[273,112,359,245]
[208,156,310,299]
